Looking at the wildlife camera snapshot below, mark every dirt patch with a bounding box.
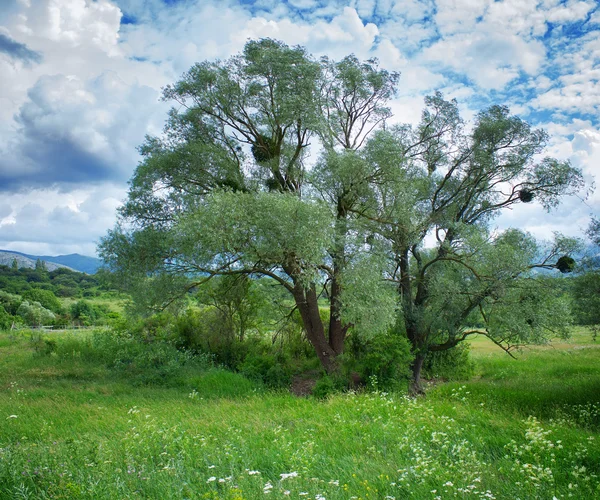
[290,371,320,397]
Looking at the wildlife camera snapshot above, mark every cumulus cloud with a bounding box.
[0,0,599,255]
[0,72,164,190]
[0,184,125,256]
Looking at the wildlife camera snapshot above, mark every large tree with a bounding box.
[100,40,583,383]
[100,39,398,372]
[572,218,600,330]
[342,94,584,391]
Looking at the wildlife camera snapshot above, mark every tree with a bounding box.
[347,94,584,391]
[100,40,583,383]
[11,258,18,271]
[35,258,48,274]
[572,218,600,332]
[100,39,398,372]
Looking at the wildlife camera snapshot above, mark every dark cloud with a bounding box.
[0,135,126,192]
[0,73,163,192]
[0,33,42,65]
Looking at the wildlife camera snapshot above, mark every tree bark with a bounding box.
[409,352,426,396]
[292,282,338,372]
[328,274,346,355]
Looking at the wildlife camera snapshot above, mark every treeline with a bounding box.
[0,264,118,329]
[0,263,99,297]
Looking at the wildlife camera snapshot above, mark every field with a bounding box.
[0,328,598,499]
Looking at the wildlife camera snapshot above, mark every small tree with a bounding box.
[35,258,48,274]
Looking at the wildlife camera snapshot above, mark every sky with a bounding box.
[0,0,598,257]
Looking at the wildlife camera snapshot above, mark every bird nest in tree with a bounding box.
[519,189,534,203]
[251,135,278,163]
[556,255,576,273]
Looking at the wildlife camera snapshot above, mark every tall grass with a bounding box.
[0,328,598,499]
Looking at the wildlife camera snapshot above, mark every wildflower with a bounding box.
[248,470,261,475]
[6,415,17,419]
[280,471,299,480]
[443,481,453,487]
[207,477,216,483]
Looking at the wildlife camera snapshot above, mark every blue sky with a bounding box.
[0,0,598,256]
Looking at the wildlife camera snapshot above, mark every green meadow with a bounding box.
[0,328,598,499]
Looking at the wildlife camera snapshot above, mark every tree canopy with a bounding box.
[100,39,584,387]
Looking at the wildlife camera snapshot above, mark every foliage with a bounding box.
[312,373,336,399]
[22,288,63,314]
[0,290,22,315]
[70,299,109,326]
[570,217,600,332]
[16,300,55,327]
[99,39,584,385]
[421,342,475,380]
[0,263,101,297]
[0,305,12,330]
[342,330,413,389]
[239,352,293,388]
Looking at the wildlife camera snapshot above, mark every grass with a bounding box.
[0,328,599,499]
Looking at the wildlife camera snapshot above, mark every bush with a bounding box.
[16,300,55,326]
[0,305,13,330]
[239,351,292,388]
[422,343,475,381]
[70,300,109,326]
[312,374,336,399]
[171,308,251,368]
[22,289,63,314]
[62,330,214,385]
[342,331,413,390]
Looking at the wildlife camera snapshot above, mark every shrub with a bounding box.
[172,307,250,368]
[22,289,63,314]
[422,343,475,381]
[239,351,292,388]
[342,331,413,390]
[16,301,55,326]
[312,374,336,399]
[0,305,12,330]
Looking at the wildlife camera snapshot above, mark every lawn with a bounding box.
[0,328,598,499]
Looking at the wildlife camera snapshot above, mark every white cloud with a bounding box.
[0,184,125,256]
[0,0,599,255]
[14,0,122,54]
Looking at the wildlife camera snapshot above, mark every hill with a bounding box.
[0,250,102,274]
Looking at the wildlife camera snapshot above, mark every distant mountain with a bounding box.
[0,250,102,274]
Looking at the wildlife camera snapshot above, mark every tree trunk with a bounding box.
[328,196,349,356]
[328,274,346,355]
[409,352,426,396]
[292,283,338,373]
